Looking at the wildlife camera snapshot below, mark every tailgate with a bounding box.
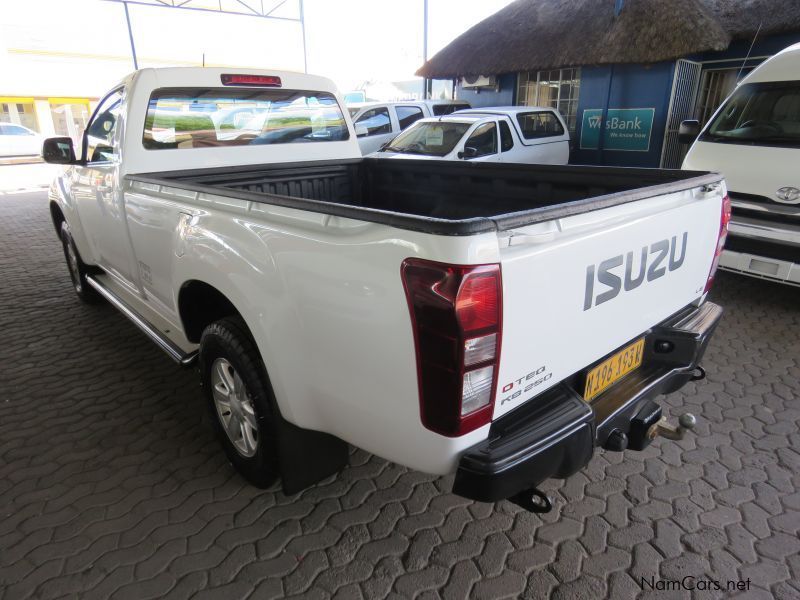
[494,185,723,419]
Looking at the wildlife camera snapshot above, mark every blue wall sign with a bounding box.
[580,108,655,152]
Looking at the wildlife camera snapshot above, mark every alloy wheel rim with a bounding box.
[211,357,259,457]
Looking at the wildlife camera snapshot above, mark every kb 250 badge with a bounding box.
[500,366,552,405]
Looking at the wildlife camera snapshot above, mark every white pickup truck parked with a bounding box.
[349,99,470,154]
[374,107,570,165]
[44,68,727,511]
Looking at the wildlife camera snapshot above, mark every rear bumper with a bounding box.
[721,236,800,286]
[720,214,800,286]
[453,301,723,503]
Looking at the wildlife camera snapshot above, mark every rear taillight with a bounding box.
[704,194,732,293]
[401,259,502,437]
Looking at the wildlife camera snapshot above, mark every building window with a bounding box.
[517,68,581,133]
[695,69,740,127]
[0,99,39,131]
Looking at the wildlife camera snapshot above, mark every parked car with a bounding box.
[374,107,570,165]
[349,99,470,154]
[0,122,43,157]
[681,41,800,286]
[44,67,726,512]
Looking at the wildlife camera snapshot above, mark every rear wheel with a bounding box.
[199,316,278,488]
[60,222,102,304]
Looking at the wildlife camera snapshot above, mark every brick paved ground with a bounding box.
[1,191,798,600]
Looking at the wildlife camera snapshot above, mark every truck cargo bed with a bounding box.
[128,158,721,235]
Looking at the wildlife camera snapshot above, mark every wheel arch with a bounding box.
[49,201,66,236]
[181,278,349,492]
[178,279,244,344]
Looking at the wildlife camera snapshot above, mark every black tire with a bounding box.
[199,316,278,488]
[60,221,103,304]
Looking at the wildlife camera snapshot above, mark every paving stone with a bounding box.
[0,192,797,598]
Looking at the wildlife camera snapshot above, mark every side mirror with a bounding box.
[678,120,700,145]
[42,137,77,164]
[457,146,478,159]
[355,125,369,138]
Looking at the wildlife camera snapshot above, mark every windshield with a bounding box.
[380,121,471,156]
[703,80,800,147]
[143,87,349,149]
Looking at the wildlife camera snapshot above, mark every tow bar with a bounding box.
[509,487,553,513]
[649,412,697,441]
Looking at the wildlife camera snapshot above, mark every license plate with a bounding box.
[583,338,645,401]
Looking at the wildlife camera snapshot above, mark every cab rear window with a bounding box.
[143,87,349,150]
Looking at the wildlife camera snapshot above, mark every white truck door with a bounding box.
[497,119,517,162]
[70,88,140,289]
[355,106,396,154]
[462,122,501,163]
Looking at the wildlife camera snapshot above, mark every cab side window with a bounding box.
[516,111,564,139]
[356,107,392,136]
[464,122,497,158]
[85,89,123,163]
[395,106,424,130]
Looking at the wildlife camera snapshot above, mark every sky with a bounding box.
[0,0,515,97]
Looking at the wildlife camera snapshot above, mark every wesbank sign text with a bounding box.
[580,108,655,152]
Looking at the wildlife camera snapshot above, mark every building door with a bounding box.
[660,59,702,168]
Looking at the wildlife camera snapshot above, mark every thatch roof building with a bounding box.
[416,0,800,169]
[417,0,800,78]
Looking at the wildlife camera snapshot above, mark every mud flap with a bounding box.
[275,416,349,495]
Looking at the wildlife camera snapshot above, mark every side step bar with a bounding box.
[86,275,198,367]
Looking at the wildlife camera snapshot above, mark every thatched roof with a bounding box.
[417,0,800,79]
[708,0,800,39]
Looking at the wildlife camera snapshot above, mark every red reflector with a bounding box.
[704,194,731,293]
[456,273,499,333]
[220,74,282,87]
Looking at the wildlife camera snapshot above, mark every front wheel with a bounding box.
[199,316,278,488]
[60,221,102,304]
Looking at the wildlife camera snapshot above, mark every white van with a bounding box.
[682,42,800,286]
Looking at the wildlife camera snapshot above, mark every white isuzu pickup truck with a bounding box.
[44,68,728,512]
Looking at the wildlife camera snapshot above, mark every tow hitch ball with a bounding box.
[649,413,697,441]
[509,487,553,513]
